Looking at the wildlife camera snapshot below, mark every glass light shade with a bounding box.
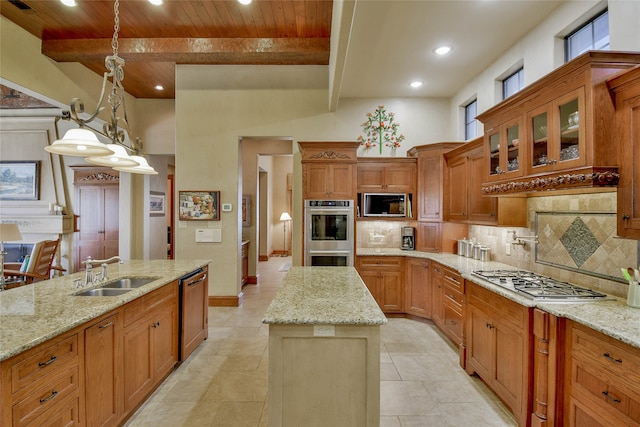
[45,128,115,156]
[0,223,23,242]
[85,144,140,167]
[113,155,158,174]
[279,212,292,221]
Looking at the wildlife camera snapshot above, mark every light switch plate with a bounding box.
[222,203,232,212]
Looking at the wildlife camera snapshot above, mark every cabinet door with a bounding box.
[416,222,441,252]
[85,313,121,427]
[151,303,178,380]
[553,89,585,171]
[304,164,331,199]
[467,147,497,223]
[430,263,444,328]
[357,164,385,191]
[417,154,442,221]
[446,156,468,221]
[405,258,431,318]
[492,322,525,412]
[358,270,381,307]
[380,270,403,312]
[384,164,416,193]
[466,305,493,380]
[485,117,522,182]
[328,164,355,199]
[123,319,153,412]
[617,93,640,239]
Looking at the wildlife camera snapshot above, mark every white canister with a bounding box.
[627,281,640,308]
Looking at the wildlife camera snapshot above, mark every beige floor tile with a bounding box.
[380,380,440,416]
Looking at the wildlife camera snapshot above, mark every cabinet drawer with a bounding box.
[570,359,640,425]
[357,256,403,269]
[12,366,79,427]
[570,322,640,385]
[123,282,177,327]
[10,334,79,395]
[442,267,464,293]
[444,283,464,308]
[443,303,463,344]
[467,283,525,330]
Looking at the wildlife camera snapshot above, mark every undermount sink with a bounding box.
[74,288,133,297]
[101,277,160,289]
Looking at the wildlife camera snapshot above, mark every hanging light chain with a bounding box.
[112,0,120,57]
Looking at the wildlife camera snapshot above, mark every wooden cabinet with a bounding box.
[478,52,640,196]
[430,262,445,328]
[299,141,359,200]
[357,158,416,193]
[405,257,431,318]
[73,168,120,271]
[444,137,527,226]
[122,282,178,413]
[565,320,640,427]
[180,267,208,361]
[0,331,82,427]
[84,312,122,427]
[466,282,531,427]
[607,65,640,239]
[356,256,404,313]
[407,143,468,252]
[241,241,249,285]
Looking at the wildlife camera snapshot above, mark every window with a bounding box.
[566,10,609,61]
[502,68,524,100]
[464,100,478,140]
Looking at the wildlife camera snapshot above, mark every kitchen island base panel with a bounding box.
[268,324,380,427]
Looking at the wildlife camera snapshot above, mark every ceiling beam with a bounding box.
[42,38,330,65]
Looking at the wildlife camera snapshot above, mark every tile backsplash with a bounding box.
[356,220,414,249]
[470,191,639,298]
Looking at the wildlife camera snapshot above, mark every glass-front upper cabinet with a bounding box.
[486,116,522,181]
[526,88,585,174]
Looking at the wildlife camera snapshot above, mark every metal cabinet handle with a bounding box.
[188,274,207,286]
[40,390,58,403]
[622,215,630,220]
[602,390,621,403]
[38,355,57,367]
[603,352,622,363]
[99,321,113,329]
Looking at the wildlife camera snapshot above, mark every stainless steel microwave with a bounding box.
[362,193,407,217]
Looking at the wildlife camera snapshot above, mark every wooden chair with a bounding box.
[3,239,64,284]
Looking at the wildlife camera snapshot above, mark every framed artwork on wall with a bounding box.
[179,190,220,221]
[149,191,165,216]
[0,161,40,200]
[242,196,250,226]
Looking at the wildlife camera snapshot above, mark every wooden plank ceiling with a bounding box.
[1,0,333,99]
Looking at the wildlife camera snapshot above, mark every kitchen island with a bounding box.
[0,259,210,427]
[263,266,387,427]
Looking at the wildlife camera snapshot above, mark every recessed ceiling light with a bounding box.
[148,0,163,5]
[154,85,164,91]
[434,46,452,55]
[238,0,252,4]
[409,81,423,88]
[60,0,77,7]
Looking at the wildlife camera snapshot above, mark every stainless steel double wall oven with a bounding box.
[304,200,354,266]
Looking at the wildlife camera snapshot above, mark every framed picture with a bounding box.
[242,196,251,227]
[149,191,165,216]
[0,161,40,200]
[179,190,220,221]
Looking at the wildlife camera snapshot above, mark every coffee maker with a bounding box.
[401,226,415,250]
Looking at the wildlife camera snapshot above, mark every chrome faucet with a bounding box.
[81,256,123,286]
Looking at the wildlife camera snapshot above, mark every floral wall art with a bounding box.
[357,105,405,155]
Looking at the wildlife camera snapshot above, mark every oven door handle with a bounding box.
[307,250,352,254]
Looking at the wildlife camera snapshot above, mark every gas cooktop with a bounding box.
[472,270,610,302]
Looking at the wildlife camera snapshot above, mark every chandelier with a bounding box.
[45,0,157,175]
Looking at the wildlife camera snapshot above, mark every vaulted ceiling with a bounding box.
[1,0,566,102]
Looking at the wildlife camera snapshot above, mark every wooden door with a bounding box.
[358,270,381,308]
[416,222,441,252]
[123,319,153,413]
[430,263,444,327]
[493,322,525,415]
[467,146,497,223]
[617,92,640,238]
[384,164,416,193]
[446,155,468,221]
[380,270,403,312]
[103,186,120,259]
[466,306,493,380]
[84,313,121,427]
[151,303,178,380]
[357,164,385,191]
[182,272,208,360]
[328,164,355,199]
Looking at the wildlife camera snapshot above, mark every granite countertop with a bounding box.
[0,259,211,361]
[357,248,640,349]
[262,266,387,326]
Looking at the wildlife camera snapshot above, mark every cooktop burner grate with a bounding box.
[472,270,608,301]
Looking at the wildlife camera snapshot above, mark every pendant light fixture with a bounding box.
[46,0,157,175]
